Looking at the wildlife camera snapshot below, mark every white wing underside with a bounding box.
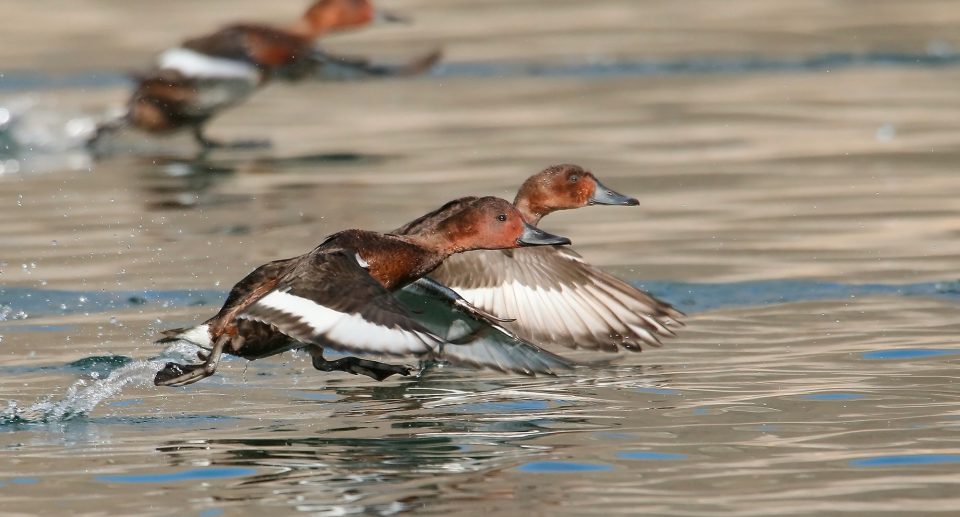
[432,246,682,352]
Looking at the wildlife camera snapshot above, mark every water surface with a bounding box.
[2,1,960,515]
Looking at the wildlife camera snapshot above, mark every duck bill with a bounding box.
[518,222,571,246]
[374,9,411,24]
[589,178,639,206]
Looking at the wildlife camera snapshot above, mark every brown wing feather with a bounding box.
[237,250,442,357]
[182,25,304,64]
[205,256,300,331]
[390,196,479,236]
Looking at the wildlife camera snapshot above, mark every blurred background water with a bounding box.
[1,1,960,515]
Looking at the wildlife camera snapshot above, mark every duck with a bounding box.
[89,0,441,150]
[395,164,683,353]
[154,196,574,387]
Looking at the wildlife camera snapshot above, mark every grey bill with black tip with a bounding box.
[518,222,571,246]
[589,178,639,206]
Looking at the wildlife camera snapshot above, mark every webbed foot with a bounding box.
[192,124,271,150]
[154,361,216,387]
[154,334,229,387]
[307,346,410,381]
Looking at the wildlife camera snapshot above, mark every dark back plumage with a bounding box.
[390,196,479,236]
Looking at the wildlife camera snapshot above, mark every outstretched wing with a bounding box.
[397,278,576,376]
[430,246,683,352]
[238,250,442,357]
[218,256,300,315]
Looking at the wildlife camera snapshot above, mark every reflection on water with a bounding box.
[3,0,960,515]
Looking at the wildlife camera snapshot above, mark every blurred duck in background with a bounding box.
[89,0,441,150]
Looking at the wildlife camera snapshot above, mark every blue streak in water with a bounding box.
[459,400,550,413]
[96,467,256,484]
[2,278,959,323]
[862,349,960,360]
[637,279,960,313]
[850,454,960,467]
[801,393,866,401]
[618,451,688,460]
[4,52,960,91]
[515,461,612,473]
[636,387,678,395]
[437,52,960,79]
[0,324,71,334]
[108,399,143,408]
[290,391,340,402]
[0,286,223,320]
[595,432,635,440]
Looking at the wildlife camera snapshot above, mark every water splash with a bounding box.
[1,360,163,424]
[0,96,112,174]
[0,97,104,153]
[0,342,200,425]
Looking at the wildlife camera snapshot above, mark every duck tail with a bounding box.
[155,324,213,349]
[156,328,187,343]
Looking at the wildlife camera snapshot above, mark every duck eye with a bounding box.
[497,214,507,222]
[569,175,579,183]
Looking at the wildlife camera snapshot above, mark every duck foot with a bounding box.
[154,362,212,386]
[154,334,232,387]
[204,138,272,149]
[306,346,410,381]
[86,115,130,155]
